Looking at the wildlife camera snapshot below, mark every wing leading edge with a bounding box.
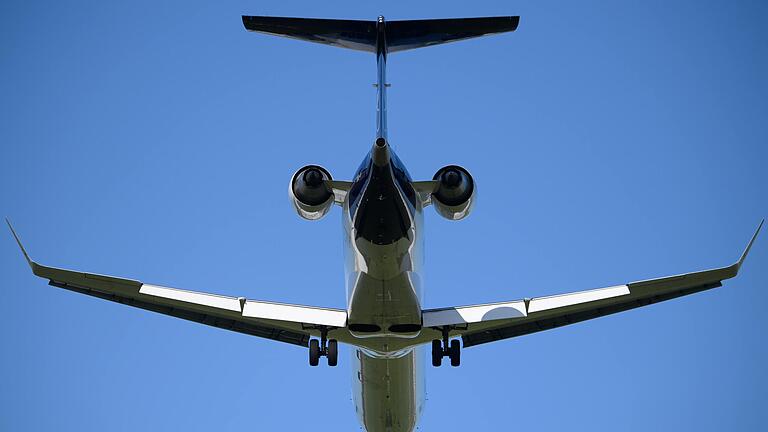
[423,221,763,348]
[6,219,349,347]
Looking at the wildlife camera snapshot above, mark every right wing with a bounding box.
[423,221,762,347]
[7,220,349,347]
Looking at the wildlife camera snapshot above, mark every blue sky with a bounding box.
[1,1,766,430]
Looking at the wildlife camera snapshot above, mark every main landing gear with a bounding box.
[309,328,338,367]
[432,327,461,367]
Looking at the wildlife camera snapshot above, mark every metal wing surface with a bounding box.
[422,221,762,347]
[7,220,349,347]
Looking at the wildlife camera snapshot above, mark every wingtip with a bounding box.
[5,218,33,268]
[736,219,763,270]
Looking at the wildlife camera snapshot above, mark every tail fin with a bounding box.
[241,16,519,53]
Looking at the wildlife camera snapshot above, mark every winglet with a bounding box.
[5,218,34,269]
[735,219,763,271]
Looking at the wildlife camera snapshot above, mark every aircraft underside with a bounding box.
[7,12,762,432]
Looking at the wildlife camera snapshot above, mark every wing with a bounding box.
[422,221,763,348]
[7,220,349,347]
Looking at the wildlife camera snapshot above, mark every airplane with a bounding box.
[7,14,764,432]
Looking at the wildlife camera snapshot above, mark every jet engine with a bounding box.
[431,165,475,220]
[289,165,334,220]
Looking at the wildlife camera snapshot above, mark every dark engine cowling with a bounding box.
[431,165,476,220]
[289,165,334,220]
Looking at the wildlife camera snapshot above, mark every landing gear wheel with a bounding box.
[327,339,338,367]
[431,340,443,367]
[449,339,461,367]
[309,339,320,366]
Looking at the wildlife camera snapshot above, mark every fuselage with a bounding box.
[342,16,427,432]
[343,143,426,432]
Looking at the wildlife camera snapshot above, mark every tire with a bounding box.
[309,339,320,366]
[449,339,461,367]
[327,339,338,367]
[431,340,443,367]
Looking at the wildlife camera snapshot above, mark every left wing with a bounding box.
[422,221,762,347]
[7,220,349,347]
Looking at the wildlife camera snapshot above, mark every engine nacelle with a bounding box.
[289,165,334,220]
[431,165,476,220]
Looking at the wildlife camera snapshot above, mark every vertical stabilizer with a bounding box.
[375,16,388,141]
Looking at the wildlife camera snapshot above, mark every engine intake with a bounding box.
[432,165,475,220]
[290,165,334,220]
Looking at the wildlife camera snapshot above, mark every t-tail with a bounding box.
[242,15,520,143]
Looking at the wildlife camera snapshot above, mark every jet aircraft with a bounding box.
[8,15,763,432]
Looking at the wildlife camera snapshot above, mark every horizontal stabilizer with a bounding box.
[241,16,519,53]
[242,16,376,52]
[386,16,520,52]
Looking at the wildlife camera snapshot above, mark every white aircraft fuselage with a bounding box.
[343,147,426,431]
[342,19,427,430]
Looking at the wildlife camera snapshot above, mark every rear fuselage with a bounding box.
[343,143,426,432]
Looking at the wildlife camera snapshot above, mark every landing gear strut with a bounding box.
[309,327,338,367]
[431,327,461,367]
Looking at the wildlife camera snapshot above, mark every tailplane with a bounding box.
[241,16,519,53]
